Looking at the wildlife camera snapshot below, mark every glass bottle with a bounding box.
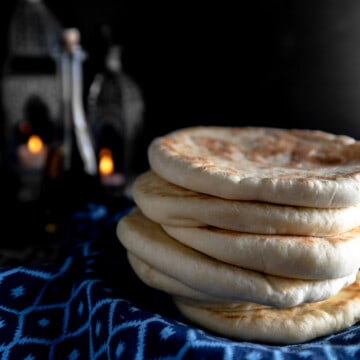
[43,28,98,222]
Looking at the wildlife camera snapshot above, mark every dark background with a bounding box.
[2,0,360,154]
[1,0,360,244]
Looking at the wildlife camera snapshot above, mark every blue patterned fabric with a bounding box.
[1,201,360,359]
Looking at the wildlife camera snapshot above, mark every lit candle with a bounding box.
[98,148,125,186]
[17,134,48,170]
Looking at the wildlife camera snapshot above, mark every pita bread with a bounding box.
[128,252,287,308]
[116,207,357,308]
[128,252,276,307]
[133,171,360,236]
[130,253,360,345]
[174,272,360,344]
[127,252,227,302]
[148,126,360,208]
[162,224,360,279]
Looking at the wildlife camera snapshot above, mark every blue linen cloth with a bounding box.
[0,201,359,359]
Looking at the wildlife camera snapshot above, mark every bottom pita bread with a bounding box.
[174,273,360,344]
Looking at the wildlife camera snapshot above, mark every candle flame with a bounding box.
[27,135,43,154]
[99,148,114,176]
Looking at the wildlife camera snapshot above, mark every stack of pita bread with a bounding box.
[117,126,360,344]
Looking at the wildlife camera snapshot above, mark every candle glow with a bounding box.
[98,147,125,187]
[17,134,48,170]
[99,148,114,176]
[27,134,44,154]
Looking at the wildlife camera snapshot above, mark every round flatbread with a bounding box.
[148,126,360,208]
[128,252,283,308]
[162,224,360,279]
[127,251,360,344]
[174,272,360,344]
[127,252,227,302]
[133,171,360,236]
[116,207,357,308]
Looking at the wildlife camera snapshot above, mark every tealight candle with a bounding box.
[17,134,48,170]
[98,147,125,186]
[16,134,49,202]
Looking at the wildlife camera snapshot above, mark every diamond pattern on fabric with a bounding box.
[0,202,358,359]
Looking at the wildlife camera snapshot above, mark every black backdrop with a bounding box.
[2,0,360,156]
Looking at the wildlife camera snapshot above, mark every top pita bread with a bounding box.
[148,126,360,208]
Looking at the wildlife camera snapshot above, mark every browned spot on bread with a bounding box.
[155,126,360,178]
